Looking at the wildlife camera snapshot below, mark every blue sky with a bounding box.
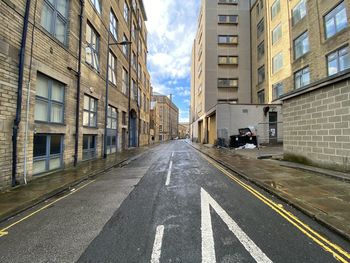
[144,0,200,123]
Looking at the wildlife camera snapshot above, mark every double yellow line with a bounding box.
[0,179,96,237]
[203,154,350,263]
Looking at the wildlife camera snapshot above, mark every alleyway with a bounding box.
[0,141,349,263]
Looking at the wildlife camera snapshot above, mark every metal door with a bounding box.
[269,112,278,144]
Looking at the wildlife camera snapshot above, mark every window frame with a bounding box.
[124,1,130,24]
[271,0,281,20]
[122,67,129,95]
[257,41,265,60]
[257,90,265,104]
[257,18,265,38]
[294,66,310,89]
[327,45,350,76]
[324,1,348,39]
[35,73,65,124]
[83,95,98,128]
[272,82,284,100]
[218,56,239,65]
[272,52,283,74]
[82,134,97,161]
[86,22,100,71]
[218,35,238,45]
[108,51,117,85]
[258,65,265,84]
[218,15,238,24]
[40,0,69,44]
[292,0,307,26]
[33,134,63,175]
[272,23,282,45]
[217,78,239,88]
[294,31,309,60]
[109,10,118,40]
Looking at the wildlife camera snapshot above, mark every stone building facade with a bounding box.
[251,0,350,103]
[152,93,179,142]
[190,0,252,144]
[0,0,151,189]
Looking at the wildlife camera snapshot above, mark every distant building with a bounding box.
[150,100,160,144]
[190,0,282,146]
[152,93,179,141]
[178,123,190,139]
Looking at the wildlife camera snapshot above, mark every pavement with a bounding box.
[189,141,350,241]
[0,144,152,223]
[0,141,349,262]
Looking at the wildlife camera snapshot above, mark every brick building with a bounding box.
[152,93,179,142]
[250,0,350,171]
[0,0,151,189]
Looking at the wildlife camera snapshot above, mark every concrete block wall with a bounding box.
[283,77,350,172]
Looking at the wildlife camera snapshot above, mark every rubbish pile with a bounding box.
[230,127,257,149]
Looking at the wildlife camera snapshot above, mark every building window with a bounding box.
[90,0,101,13]
[217,78,238,88]
[272,52,283,74]
[108,52,117,85]
[33,134,63,175]
[83,135,96,160]
[122,34,129,57]
[272,83,284,100]
[324,2,348,39]
[257,90,265,104]
[109,10,118,40]
[132,22,136,40]
[272,24,282,44]
[257,41,265,60]
[86,23,100,70]
[218,0,238,4]
[218,35,238,45]
[292,0,307,26]
[83,95,97,127]
[327,46,350,76]
[138,87,141,106]
[124,1,129,24]
[132,51,137,71]
[218,15,238,24]
[218,56,238,65]
[35,74,64,123]
[131,79,137,100]
[294,67,310,89]
[258,66,265,84]
[122,68,129,95]
[122,111,127,125]
[257,19,264,38]
[271,0,280,20]
[40,0,68,44]
[294,31,309,60]
[107,105,118,154]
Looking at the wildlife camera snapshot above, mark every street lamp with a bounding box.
[104,34,132,159]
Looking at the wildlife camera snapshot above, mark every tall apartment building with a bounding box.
[190,0,258,145]
[251,0,350,103]
[0,0,151,189]
[152,93,179,141]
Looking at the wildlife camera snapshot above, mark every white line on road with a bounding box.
[150,225,165,263]
[201,188,272,263]
[165,161,173,186]
[171,152,174,158]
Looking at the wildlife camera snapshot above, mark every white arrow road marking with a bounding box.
[165,161,173,186]
[201,188,273,263]
[151,225,165,263]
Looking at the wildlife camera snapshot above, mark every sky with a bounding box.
[143,0,200,123]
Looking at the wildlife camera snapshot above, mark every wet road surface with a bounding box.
[0,141,349,263]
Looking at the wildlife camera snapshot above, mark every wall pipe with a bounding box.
[12,0,31,187]
[74,0,85,166]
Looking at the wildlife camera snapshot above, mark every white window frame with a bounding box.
[294,31,309,59]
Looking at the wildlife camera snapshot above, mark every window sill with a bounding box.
[294,51,310,63]
[83,126,99,130]
[35,121,66,126]
[324,27,349,43]
[85,62,100,75]
[37,25,68,51]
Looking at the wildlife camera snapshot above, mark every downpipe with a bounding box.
[12,0,31,187]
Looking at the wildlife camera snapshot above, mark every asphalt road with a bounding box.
[0,141,349,263]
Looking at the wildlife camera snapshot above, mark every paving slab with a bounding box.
[189,142,350,241]
[0,145,153,223]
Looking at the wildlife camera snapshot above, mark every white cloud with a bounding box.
[144,0,199,79]
[179,109,189,123]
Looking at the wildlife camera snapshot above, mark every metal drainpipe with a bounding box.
[74,0,85,166]
[23,0,38,185]
[127,0,133,148]
[104,33,110,159]
[12,0,31,187]
[136,8,141,147]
